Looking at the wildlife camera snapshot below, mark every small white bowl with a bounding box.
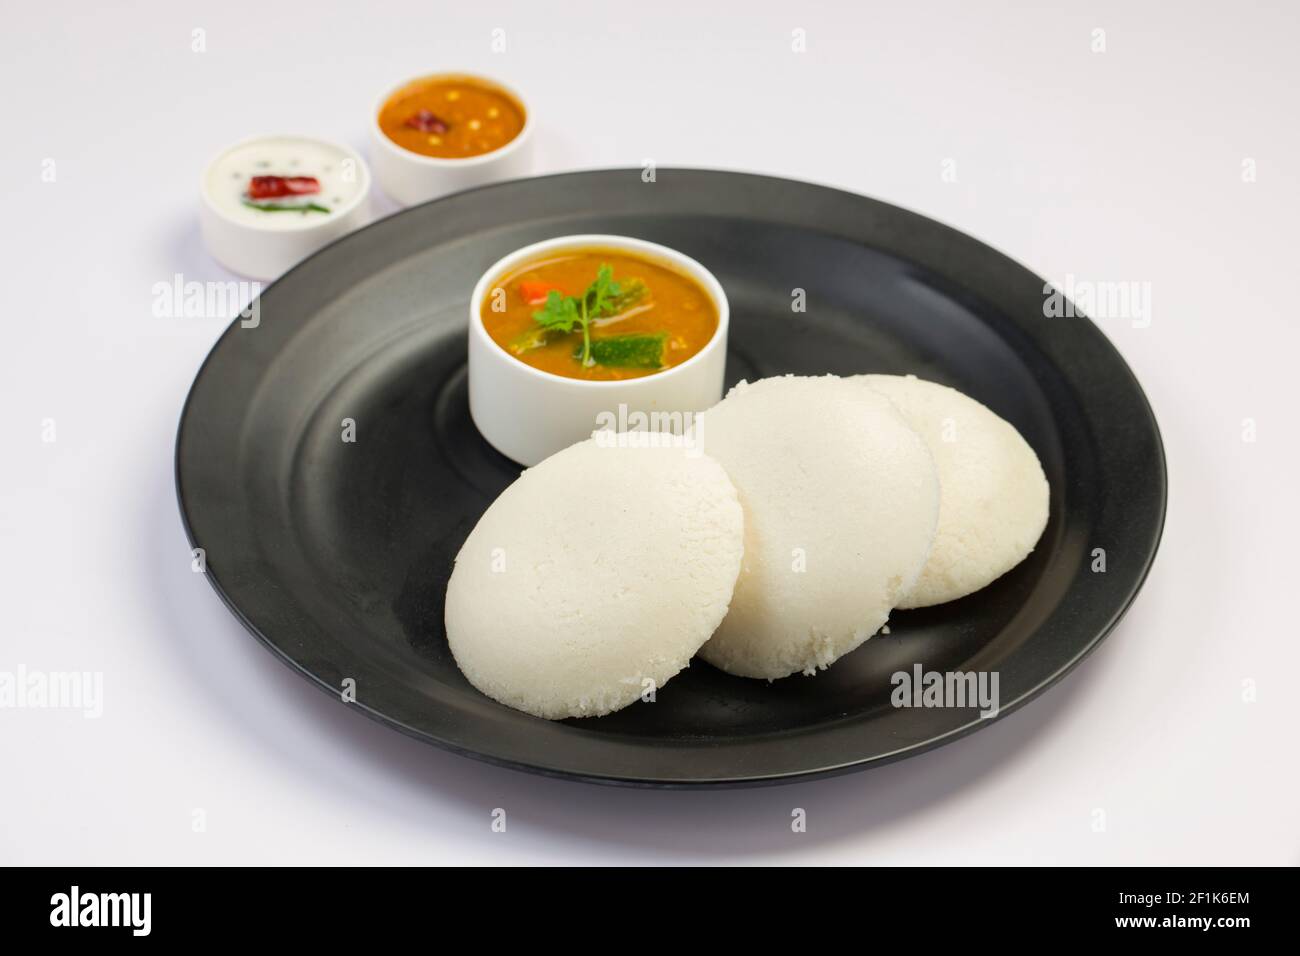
[370,72,533,206]
[469,235,730,466]
[199,134,371,280]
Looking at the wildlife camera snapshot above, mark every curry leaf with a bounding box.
[242,200,331,214]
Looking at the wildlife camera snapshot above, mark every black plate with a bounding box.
[176,169,1165,787]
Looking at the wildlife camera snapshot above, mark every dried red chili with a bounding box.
[403,109,450,134]
[247,176,322,200]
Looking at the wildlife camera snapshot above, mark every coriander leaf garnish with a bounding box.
[532,289,581,332]
[529,264,649,366]
[586,265,620,323]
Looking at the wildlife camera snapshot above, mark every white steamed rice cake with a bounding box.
[856,374,1049,608]
[695,375,940,679]
[445,437,744,719]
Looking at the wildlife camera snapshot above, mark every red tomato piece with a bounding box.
[519,280,567,305]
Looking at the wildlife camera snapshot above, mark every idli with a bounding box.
[445,437,744,720]
[696,376,940,679]
[856,374,1049,608]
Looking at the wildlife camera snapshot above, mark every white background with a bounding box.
[2,0,1297,865]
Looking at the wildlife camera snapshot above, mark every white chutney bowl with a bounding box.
[199,134,371,280]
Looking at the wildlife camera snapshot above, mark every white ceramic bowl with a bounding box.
[468,235,730,466]
[370,72,533,206]
[199,134,371,280]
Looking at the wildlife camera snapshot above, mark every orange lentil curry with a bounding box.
[481,249,720,381]
[379,75,525,159]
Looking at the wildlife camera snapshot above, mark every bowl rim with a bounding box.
[371,70,533,169]
[468,233,731,389]
[199,133,372,232]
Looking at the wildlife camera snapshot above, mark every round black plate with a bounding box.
[176,169,1165,787]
